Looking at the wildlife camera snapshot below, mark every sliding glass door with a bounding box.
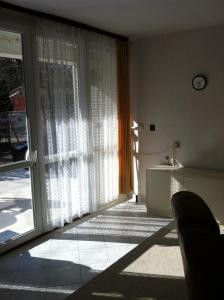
[0,21,42,253]
[0,8,120,252]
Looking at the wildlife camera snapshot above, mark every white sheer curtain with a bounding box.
[36,19,118,230]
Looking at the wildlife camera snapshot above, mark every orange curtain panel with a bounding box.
[117,40,133,195]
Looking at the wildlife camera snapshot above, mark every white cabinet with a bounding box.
[146,166,224,223]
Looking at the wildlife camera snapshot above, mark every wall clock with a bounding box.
[192,75,207,91]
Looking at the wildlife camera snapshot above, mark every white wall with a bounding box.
[130,25,224,200]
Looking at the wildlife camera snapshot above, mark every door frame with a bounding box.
[0,8,43,254]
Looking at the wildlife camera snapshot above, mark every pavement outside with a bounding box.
[0,168,34,244]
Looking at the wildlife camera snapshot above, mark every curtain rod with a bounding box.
[0,1,129,42]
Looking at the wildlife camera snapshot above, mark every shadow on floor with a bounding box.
[66,224,188,300]
[0,252,91,300]
[0,201,183,300]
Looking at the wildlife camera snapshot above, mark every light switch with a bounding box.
[150,124,156,131]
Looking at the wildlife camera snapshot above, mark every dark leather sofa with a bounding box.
[171,191,224,300]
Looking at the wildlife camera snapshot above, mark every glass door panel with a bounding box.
[0,29,36,246]
[0,168,33,244]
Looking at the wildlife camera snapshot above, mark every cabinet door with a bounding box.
[147,171,172,216]
[184,176,224,223]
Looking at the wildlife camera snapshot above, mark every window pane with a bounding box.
[0,168,34,244]
[0,29,28,165]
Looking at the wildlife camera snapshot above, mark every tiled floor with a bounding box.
[0,200,171,300]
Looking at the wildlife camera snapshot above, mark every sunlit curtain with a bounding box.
[36,19,118,230]
[117,40,133,195]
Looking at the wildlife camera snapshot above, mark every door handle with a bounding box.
[25,150,37,166]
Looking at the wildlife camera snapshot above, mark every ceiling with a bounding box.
[3,0,224,39]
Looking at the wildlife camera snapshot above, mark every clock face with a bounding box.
[192,75,207,90]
